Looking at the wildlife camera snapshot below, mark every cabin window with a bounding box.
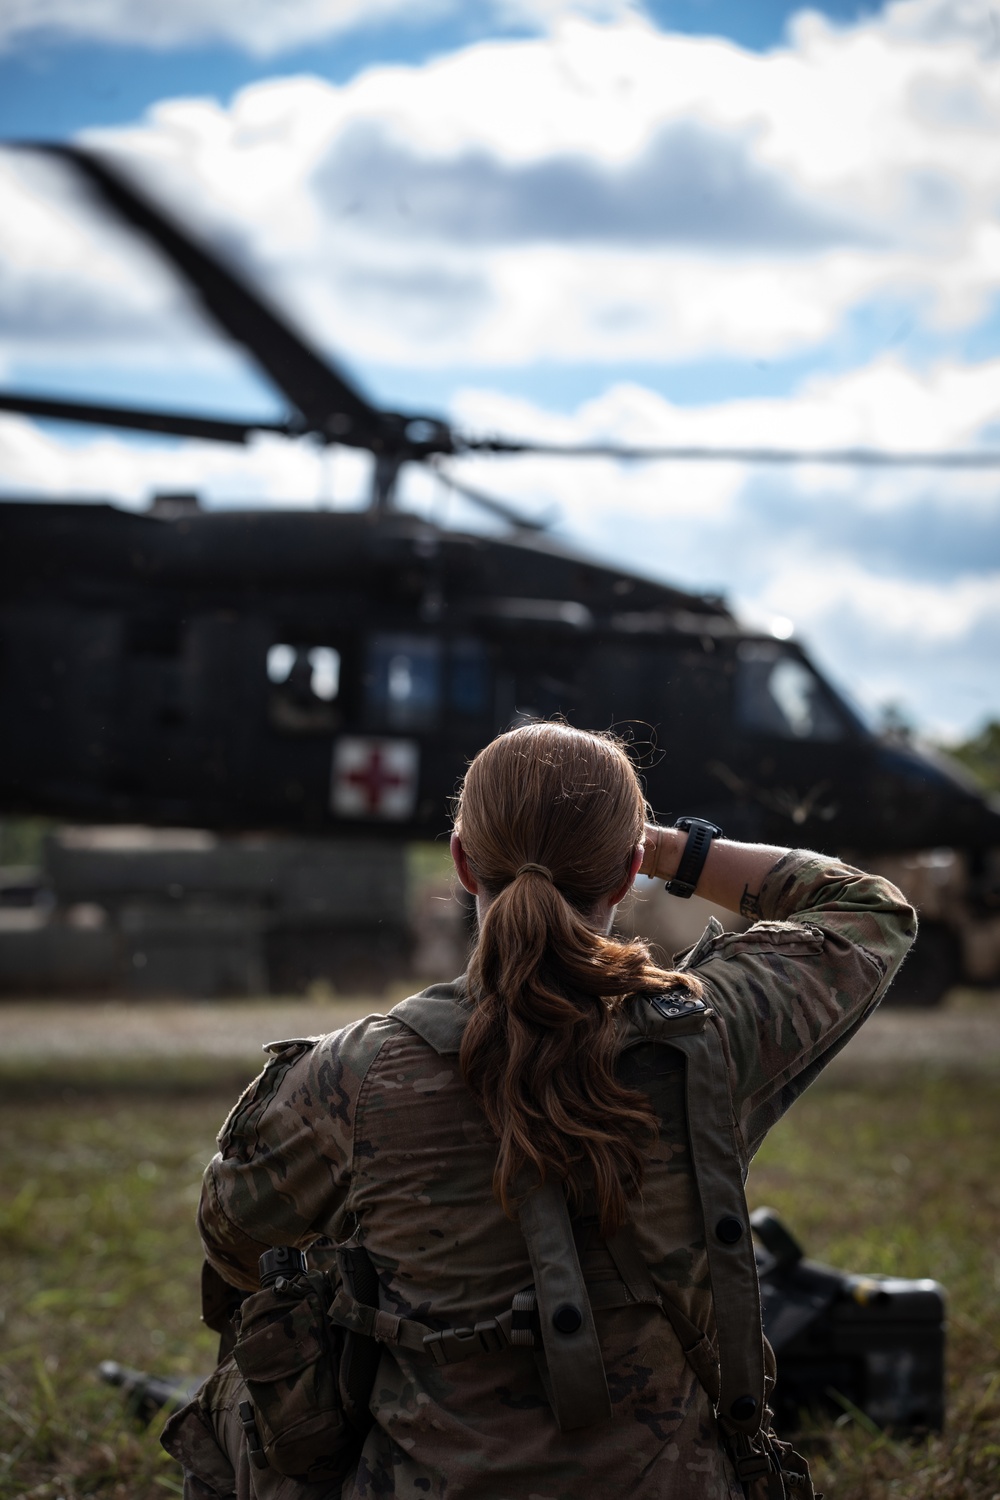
[735,643,846,742]
[267,643,342,732]
[267,644,340,701]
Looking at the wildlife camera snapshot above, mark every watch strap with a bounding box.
[664,818,722,899]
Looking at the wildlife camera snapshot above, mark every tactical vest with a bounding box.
[234,960,817,1498]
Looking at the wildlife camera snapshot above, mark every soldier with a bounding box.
[163,721,916,1499]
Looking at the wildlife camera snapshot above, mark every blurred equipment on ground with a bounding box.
[753,1209,945,1435]
[1,821,998,1004]
[0,827,427,996]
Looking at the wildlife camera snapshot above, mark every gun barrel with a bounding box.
[98,1360,201,1425]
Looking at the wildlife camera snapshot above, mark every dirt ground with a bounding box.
[2,988,999,1077]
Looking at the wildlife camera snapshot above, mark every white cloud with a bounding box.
[879,0,1000,50]
[750,558,1000,737]
[0,9,980,374]
[449,353,1000,488]
[0,151,199,345]
[760,557,1000,648]
[0,9,997,372]
[0,414,374,506]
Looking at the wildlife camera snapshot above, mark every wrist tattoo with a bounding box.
[740,885,762,919]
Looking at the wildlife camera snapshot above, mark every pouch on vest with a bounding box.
[231,1244,379,1484]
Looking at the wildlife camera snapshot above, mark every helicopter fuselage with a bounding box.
[1,499,994,857]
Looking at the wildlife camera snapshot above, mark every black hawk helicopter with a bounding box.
[1,147,998,884]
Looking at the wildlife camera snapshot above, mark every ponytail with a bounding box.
[454,723,703,1238]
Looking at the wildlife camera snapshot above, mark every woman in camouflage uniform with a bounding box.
[165,722,915,1499]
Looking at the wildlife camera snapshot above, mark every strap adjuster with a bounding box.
[237,1399,269,1471]
[510,1289,538,1347]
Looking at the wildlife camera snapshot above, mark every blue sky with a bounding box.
[0,0,998,738]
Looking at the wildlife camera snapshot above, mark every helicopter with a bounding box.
[1,145,998,1003]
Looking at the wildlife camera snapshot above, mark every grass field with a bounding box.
[2,1064,999,1499]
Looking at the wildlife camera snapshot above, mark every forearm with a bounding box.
[641,824,790,917]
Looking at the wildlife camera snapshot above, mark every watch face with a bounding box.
[676,817,722,837]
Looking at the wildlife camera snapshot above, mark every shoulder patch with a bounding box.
[625,990,711,1045]
[650,993,707,1020]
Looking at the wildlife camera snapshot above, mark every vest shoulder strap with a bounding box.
[515,1175,612,1431]
[667,1024,765,1440]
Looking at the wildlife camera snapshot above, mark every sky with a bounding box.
[0,0,998,740]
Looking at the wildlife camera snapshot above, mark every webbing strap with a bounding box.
[328,1289,431,1352]
[329,1279,638,1371]
[516,1176,612,1432]
[668,1025,765,1440]
[604,1223,662,1306]
[606,1224,721,1406]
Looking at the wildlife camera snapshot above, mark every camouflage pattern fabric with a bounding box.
[164,852,915,1499]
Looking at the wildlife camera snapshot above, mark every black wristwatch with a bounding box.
[664,817,723,899]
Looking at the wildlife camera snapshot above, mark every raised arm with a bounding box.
[641,829,918,1158]
[640,824,790,918]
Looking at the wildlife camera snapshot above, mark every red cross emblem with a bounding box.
[331,737,419,820]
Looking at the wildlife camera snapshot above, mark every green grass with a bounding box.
[0,1094,222,1500]
[1,1070,999,1498]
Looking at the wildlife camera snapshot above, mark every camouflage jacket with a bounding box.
[197,852,915,1499]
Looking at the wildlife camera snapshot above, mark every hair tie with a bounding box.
[516,862,553,882]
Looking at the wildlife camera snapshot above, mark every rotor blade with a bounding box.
[434,468,550,531]
[0,392,294,444]
[26,143,392,449]
[459,437,1000,468]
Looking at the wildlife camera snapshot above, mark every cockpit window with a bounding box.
[735,643,847,742]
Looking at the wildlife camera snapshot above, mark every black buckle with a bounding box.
[422,1320,505,1366]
